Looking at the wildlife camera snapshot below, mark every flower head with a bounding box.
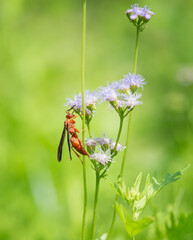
[85,138,97,154]
[91,150,112,166]
[126,4,154,30]
[121,92,142,109]
[85,138,97,148]
[110,142,126,152]
[123,73,145,91]
[65,90,99,116]
[99,83,118,103]
[95,136,113,147]
[99,73,145,116]
[112,73,145,93]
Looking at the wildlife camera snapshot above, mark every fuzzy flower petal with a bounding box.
[91,151,112,166]
[110,142,126,152]
[109,73,145,93]
[123,73,145,90]
[126,4,154,20]
[95,137,113,146]
[65,90,99,115]
[99,83,118,102]
[85,138,97,147]
[122,92,142,109]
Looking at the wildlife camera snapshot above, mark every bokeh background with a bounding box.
[0,0,193,239]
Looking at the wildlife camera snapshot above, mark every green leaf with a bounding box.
[115,202,126,224]
[140,166,190,210]
[115,166,189,222]
[133,171,142,192]
[115,202,154,237]
[112,176,127,199]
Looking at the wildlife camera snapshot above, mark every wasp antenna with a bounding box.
[67,105,76,112]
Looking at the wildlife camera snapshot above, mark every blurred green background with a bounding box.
[0,0,193,239]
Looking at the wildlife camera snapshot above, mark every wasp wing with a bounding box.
[67,123,72,160]
[57,127,66,162]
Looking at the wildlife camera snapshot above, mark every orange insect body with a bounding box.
[65,113,78,135]
[71,133,90,157]
[57,108,90,162]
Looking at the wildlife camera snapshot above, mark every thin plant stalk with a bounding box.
[87,123,92,138]
[112,115,124,155]
[100,114,124,178]
[91,172,100,240]
[133,27,139,74]
[120,27,139,175]
[106,27,140,240]
[90,116,124,238]
[120,111,133,176]
[81,0,87,239]
[106,194,118,239]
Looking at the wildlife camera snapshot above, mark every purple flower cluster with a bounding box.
[99,73,144,115]
[65,90,99,116]
[86,135,125,159]
[99,83,117,102]
[126,4,154,30]
[65,74,145,118]
[90,150,112,166]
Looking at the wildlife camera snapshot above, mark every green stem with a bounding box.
[81,0,87,239]
[91,171,100,240]
[106,27,140,240]
[87,123,92,138]
[120,27,139,176]
[106,195,118,240]
[133,27,139,74]
[100,115,124,179]
[120,111,133,176]
[112,116,124,156]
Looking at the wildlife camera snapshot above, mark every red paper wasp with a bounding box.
[57,106,90,162]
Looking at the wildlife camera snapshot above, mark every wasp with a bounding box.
[57,106,90,162]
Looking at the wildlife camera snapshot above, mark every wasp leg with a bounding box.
[78,129,86,133]
[74,128,85,133]
[72,148,83,164]
[71,114,83,120]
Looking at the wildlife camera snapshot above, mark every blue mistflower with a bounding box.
[99,83,118,103]
[121,92,142,109]
[95,136,113,147]
[126,4,154,20]
[112,73,145,92]
[126,4,154,31]
[110,142,126,152]
[85,138,97,148]
[86,134,125,154]
[99,73,144,116]
[91,150,112,166]
[65,90,99,116]
[122,73,145,91]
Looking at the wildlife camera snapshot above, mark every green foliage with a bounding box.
[115,202,154,237]
[115,168,188,221]
[0,0,193,239]
[154,210,193,240]
[114,167,188,237]
[166,213,193,240]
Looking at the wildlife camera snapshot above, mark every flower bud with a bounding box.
[126,4,154,31]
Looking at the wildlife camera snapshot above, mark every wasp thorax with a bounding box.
[66,113,75,118]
